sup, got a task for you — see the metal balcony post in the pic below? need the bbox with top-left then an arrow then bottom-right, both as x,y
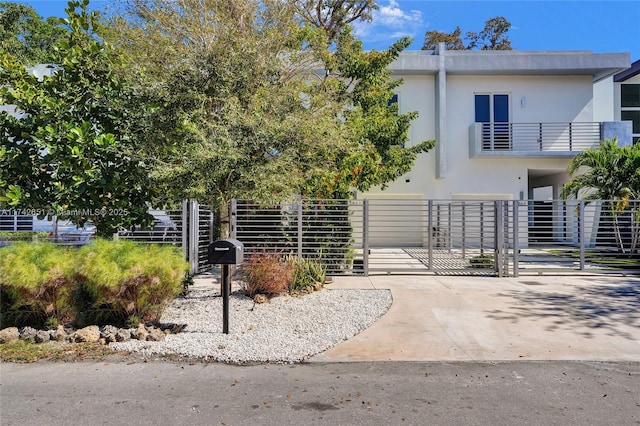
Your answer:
539,123 -> 543,151
569,122 -> 573,151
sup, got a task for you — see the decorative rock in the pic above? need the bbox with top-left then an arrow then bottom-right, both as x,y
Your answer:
115,329 -> 131,342
35,330 -> 51,343
146,327 -> 165,342
73,325 -> 100,343
0,327 -> 20,344
52,325 -> 67,342
133,324 -> 148,341
100,325 -> 119,343
19,326 -> 37,342
253,294 -> 268,304
1,322 -> 185,345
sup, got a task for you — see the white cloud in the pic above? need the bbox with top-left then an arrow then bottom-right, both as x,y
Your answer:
353,0 -> 424,46
377,0 -> 422,26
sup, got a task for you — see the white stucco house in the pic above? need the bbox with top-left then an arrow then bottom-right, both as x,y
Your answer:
363,45 -> 631,203
357,46 -> 633,248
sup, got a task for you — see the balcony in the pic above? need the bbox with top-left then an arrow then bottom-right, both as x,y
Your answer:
468,122 -> 626,158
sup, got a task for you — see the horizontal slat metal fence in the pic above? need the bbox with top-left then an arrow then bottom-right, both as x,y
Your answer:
233,200 -> 364,274
234,198 -> 639,277
366,199 -> 506,276
196,205 -> 217,272
115,201 -> 217,274
480,122 -> 601,152
516,199 -> 640,274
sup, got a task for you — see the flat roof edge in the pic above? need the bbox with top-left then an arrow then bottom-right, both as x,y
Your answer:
391,51 -> 631,76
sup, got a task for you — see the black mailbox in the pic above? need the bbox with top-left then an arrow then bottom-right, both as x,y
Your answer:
208,239 -> 244,265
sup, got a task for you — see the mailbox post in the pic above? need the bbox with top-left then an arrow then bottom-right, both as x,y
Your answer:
207,239 -> 244,334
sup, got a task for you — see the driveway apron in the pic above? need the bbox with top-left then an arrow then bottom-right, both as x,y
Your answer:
310,275 -> 640,362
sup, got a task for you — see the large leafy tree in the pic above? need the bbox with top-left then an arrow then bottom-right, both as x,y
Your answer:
0,0 -> 156,236
0,2 -> 67,65
103,0 -> 433,240
298,1 -> 435,198
423,16 -> 512,51
107,0 -> 347,207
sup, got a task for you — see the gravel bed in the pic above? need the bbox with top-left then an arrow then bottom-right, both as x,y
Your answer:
110,284 -> 392,364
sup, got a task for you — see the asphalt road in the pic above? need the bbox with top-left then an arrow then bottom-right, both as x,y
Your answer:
1,360 -> 639,425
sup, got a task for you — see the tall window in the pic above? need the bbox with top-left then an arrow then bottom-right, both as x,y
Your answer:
621,84 -> 640,144
475,94 -> 511,150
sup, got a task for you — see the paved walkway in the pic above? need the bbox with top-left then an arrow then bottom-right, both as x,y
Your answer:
310,274 -> 640,362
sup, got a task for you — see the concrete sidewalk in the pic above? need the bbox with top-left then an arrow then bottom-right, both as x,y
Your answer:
310,274 -> 640,362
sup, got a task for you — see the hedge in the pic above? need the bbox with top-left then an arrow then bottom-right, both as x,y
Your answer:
0,240 -> 188,328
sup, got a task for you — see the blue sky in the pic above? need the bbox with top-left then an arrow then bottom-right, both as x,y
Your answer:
15,0 -> 640,60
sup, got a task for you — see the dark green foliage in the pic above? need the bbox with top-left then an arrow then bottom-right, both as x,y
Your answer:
0,0 -> 157,236
0,2 -> 67,65
303,28 -> 435,199
296,200 -> 353,272
469,254 -> 495,269
287,255 -> 326,293
422,16 -> 513,51
0,231 -> 49,241
0,240 -> 187,328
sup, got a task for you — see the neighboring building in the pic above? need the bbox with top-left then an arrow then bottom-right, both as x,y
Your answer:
364,46 -> 631,203
614,59 -> 640,144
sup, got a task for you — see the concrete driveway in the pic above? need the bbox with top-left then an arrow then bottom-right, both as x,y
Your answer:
311,275 -> 640,362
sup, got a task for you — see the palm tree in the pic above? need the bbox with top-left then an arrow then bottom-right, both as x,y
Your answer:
562,139 -> 640,253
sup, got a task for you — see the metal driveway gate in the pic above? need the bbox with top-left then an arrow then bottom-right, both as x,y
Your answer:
232,199 -> 512,276
232,198 -> 639,277
364,199 -> 510,276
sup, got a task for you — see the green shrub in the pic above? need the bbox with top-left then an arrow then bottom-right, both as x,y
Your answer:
469,254 -> 495,269
0,231 -> 50,241
0,242 -> 77,328
240,252 -> 294,297
0,239 -> 188,328
287,255 -> 326,293
77,240 -> 188,326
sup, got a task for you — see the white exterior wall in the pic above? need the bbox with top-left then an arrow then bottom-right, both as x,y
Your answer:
366,74 -> 594,201
379,75 -> 437,193
594,76 -> 615,121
